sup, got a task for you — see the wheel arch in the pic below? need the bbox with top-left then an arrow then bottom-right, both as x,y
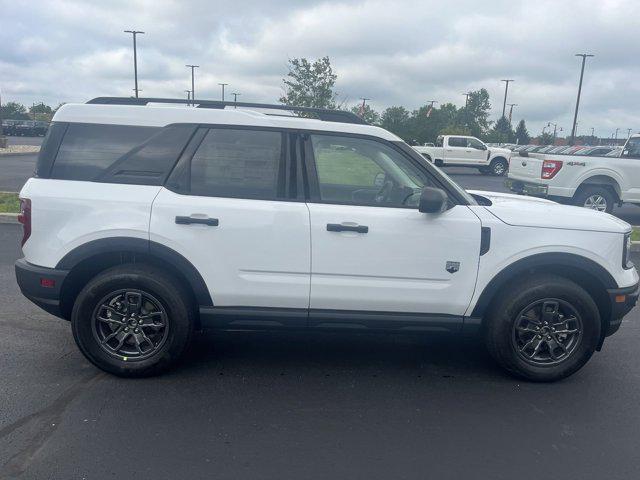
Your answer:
56,237 -> 212,321
471,252 -> 615,346
577,174 -> 622,200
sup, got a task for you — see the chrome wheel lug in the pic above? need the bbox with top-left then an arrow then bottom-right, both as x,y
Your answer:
124,327 -> 129,332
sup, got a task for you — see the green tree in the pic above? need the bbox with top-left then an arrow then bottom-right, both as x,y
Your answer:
380,106 -> 411,140
0,101 -> 30,120
29,102 -> 54,121
439,124 -> 472,136
279,56 -> 337,109
486,116 -> 515,144
514,119 -> 530,145
410,102 -> 459,144
458,89 -> 491,137
537,131 -> 554,145
351,103 -> 380,125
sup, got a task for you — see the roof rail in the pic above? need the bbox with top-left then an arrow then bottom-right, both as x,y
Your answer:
86,97 -> 367,125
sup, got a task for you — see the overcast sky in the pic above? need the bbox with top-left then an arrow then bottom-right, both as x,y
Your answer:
1,0 -> 639,137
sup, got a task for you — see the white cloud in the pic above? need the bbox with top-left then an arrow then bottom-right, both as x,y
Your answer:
1,0 -> 639,136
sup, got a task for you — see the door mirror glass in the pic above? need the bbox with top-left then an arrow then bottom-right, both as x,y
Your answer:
418,186 -> 448,213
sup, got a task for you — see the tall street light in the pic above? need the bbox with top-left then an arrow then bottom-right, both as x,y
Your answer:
231,92 -> 241,107
218,83 -> 229,101
500,79 -> 514,118
0,88 -> 6,148
124,30 -> 145,98
507,103 -> 517,124
186,65 -> 199,105
185,90 -> 191,102
570,53 -> 594,145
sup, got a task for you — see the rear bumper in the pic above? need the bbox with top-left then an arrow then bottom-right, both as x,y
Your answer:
15,258 -> 68,319
605,282 -> 639,337
505,178 -> 549,196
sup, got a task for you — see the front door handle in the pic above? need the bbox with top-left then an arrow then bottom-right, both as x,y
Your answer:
327,223 -> 368,233
175,216 -> 219,226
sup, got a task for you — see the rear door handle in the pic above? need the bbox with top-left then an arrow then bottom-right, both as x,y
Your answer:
327,223 -> 368,233
175,216 -> 219,226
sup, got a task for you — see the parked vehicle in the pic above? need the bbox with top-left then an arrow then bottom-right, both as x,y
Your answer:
15,97 -> 638,381
1,119 -> 49,136
606,147 -> 623,157
414,135 -> 511,175
575,146 -> 615,156
507,134 -> 640,213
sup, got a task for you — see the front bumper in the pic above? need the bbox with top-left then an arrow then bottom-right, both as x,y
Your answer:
15,258 -> 69,319
505,178 -> 549,197
605,282 -> 639,337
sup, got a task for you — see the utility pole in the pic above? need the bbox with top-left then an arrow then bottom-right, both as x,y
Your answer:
186,65 -> 199,105
358,98 -> 370,117
185,90 -> 191,103
462,92 -> 471,107
124,30 -> 145,98
507,103 -> 517,124
500,79 -> 514,118
218,83 -> 229,101
231,92 -> 241,107
614,128 -> 619,142
570,53 -> 594,145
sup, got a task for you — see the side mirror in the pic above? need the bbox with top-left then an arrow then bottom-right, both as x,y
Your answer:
418,186 -> 448,214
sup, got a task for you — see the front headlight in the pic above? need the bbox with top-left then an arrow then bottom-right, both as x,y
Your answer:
623,233 -> 633,269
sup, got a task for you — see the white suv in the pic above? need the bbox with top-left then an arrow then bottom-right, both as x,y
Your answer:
15,97 -> 639,381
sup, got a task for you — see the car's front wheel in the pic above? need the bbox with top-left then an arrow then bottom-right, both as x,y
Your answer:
71,264 -> 195,377
484,274 -> 600,382
489,158 -> 508,176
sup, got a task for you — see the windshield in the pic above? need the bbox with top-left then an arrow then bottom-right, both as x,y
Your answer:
622,137 -> 640,158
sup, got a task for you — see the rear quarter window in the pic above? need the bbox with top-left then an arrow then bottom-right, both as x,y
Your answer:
50,123 -> 158,181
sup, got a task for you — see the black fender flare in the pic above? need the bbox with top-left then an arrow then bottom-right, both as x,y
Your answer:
56,237 -> 213,307
471,252 -> 617,318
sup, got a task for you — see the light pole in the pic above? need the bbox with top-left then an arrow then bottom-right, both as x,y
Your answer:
231,92 -> 241,107
218,83 -> 229,101
124,30 -> 145,98
358,97 -> 370,117
628,128 -> 632,139
186,65 -> 199,105
569,53 -> 594,145
462,92 -> 471,108
507,103 -> 517,124
185,90 -> 191,103
500,79 -> 514,118
426,100 -> 437,117
614,128 -> 619,142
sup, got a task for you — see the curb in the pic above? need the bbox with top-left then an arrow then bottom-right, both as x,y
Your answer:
0,213 -> 19,224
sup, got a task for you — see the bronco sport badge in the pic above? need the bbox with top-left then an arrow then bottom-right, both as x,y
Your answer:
446,261 -> 460,273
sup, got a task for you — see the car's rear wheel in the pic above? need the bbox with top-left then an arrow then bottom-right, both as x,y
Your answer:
484,274 -> 600,382
72,264 -> 195,377
573,186 -> 615,213
434,159 -> 444,167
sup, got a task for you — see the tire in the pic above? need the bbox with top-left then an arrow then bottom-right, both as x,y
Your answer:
489,157 -> 508,176
484,274 -> 601,382
434,159 -> 444,167
573,185 -> 615,214
71,264 -> 195,377
422,154 -> 433,163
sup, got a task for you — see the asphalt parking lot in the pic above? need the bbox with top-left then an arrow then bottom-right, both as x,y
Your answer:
1,222 -> 640,479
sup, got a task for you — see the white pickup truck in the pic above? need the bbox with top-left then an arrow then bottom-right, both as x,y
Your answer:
414,135 -> 512,176
507,134 -> 640,214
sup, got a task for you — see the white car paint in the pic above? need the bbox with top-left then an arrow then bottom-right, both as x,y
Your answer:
18,102 -> 638,324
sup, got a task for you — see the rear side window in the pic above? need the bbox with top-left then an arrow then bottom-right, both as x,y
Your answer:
51,123 -> 158,181
448,137 -> 467,147
189,129 -> 284,200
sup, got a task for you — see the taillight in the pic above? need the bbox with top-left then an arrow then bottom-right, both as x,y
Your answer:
541,159 -> 563,179
17,198 -> 31,247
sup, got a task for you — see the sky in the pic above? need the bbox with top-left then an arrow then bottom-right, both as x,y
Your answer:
1,0 -> 639,138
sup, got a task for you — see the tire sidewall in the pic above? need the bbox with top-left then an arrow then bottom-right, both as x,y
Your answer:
486,278 -> 601,381
72,266 -> 193,376
490,158 -> 508,176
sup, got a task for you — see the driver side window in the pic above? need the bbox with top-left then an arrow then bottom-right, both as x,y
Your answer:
311,134 -> 430,208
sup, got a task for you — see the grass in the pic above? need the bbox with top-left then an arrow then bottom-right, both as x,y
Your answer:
0,192 -> 20,213
315,148 -> 382,186
632,227 -> 640,242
